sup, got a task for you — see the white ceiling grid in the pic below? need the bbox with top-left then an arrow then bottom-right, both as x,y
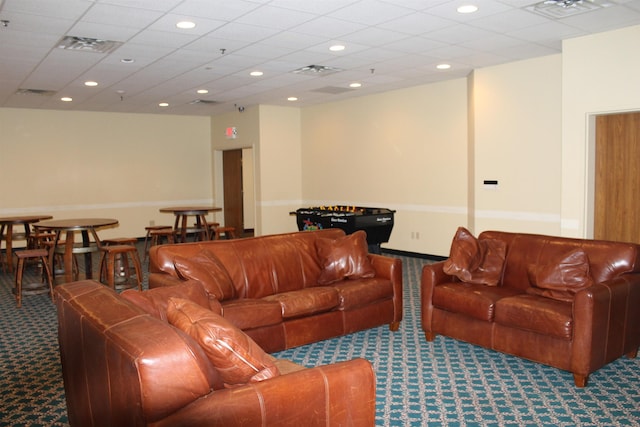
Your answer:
0,0 -> 639,115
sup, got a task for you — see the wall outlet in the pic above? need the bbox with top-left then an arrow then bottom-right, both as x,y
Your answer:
149,219 -> 155,226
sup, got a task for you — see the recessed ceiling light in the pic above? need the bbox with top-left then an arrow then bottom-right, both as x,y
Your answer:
84,81 -> 98,87
158,102 -> 169,107
349,82 -> 362,88
436,63 -> 452,70
287,97 -> 298,101
329,44 -> 345,52
120,58 -> 135,64
250,71 -> 263,77
197,89 -> 209,94
61,97 -> 72,102
176,21 -> 196,29
457,4 -> 478,13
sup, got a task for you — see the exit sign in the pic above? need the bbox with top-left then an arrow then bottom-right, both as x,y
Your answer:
225,127 -> 237,139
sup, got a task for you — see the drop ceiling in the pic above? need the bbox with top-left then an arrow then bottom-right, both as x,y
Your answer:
1,0 -> 639,116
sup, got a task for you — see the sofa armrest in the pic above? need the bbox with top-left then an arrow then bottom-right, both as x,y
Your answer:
149,272 -> 185,289
369,254 -> 403,326
148,358 -> 376,427
421,261 -> 453,338
572,274 -> 640,380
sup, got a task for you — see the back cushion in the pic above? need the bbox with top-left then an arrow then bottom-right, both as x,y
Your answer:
151,230 -> 345,299
121,281 -> 220,321
480,231 -> 640,290
206,230 -> 343,298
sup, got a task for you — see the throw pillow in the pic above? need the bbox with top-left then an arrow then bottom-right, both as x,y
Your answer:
166,297 -> 280,387
443,227 -> 506,286
526,248 -> 594,302
173,250 -> 235,301
315,230 -> 375,285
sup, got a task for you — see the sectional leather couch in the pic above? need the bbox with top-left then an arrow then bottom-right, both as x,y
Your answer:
56,280 -> 376,426
148,229 -> 403,352
422,228 -> 640,387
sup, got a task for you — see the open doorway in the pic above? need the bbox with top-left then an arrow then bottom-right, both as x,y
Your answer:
220,148 -> 255,238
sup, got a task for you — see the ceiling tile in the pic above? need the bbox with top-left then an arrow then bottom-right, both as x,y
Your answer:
1,0 -> 639,115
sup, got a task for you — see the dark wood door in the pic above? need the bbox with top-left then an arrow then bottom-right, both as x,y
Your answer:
223,149 -> 244,234
595,111 -> 640,243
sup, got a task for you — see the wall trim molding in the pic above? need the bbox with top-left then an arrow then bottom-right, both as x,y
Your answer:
0,199 -> 215,216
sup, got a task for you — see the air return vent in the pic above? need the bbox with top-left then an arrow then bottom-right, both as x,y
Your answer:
56,36 -> 122,53
291,65 -> 343,75
526,0 -> 604,18
189,99 -> 219,105
16,88 -> 56,96
312,86 -> 354,94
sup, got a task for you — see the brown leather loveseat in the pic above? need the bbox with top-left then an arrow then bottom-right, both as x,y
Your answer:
149,229 -> 403,352
422,228 -> 640,387
55,280 -> 377,426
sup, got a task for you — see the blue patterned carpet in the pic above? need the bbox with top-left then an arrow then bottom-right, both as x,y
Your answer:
274,256 -> 640,427
1,250 -> 639,426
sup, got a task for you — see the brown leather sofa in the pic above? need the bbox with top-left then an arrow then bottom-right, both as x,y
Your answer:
149,229 -> 403,352
55,280 -> 377,427
422,228 -> 640,387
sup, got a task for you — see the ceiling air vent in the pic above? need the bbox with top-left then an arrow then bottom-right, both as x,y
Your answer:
16,88 -> 56,96
57,36 -> 122,54
189,99 -> 219,105
526,0 -> 604,18
312,86 -> 354,94
291,65 -> 343,76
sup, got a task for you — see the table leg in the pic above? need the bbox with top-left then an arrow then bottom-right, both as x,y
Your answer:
64,230 -> 75,283
180,215 -> 188,243
48,230 -> 60,283
0,225 -> 6,273
5,224 -> 14,273
81,230 -> 93,279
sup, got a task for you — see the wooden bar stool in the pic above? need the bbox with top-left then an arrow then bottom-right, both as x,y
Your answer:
210,223 -> 237,240
14,248 -> 54,308
143,225 -> 174,261
99,244 -> 143,291
102,237 -> 138,246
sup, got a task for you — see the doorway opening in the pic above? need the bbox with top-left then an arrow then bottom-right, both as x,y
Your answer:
216,147 -> 255,238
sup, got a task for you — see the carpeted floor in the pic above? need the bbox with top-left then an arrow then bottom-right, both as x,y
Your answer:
1,245 -> 639,426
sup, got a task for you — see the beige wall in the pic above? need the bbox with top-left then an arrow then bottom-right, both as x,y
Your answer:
211,104 -> 301,236
0,108 -> 212,240
561,24 -> 640,238
472,54 -> 563,235
300,79 -> 468,255
295,53 -> 565,256
211,106 -> 260,230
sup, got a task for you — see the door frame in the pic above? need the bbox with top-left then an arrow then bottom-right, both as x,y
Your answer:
213,145 -> 257,234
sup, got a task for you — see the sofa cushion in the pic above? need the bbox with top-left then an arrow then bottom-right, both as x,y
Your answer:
221,299 -> 283,329
173,251 -> 236,301
121,281 -> 220,321
526,248 -> 594,302
167,298 -> 280,387
263,287 -> 340,319
315,230 -> 375,285
443,227 -> 506,286
433,282 -> 522,321
494,294 -> 573,340
333,278 -> 394,310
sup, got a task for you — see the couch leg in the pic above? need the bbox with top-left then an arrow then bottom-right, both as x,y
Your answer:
424,331 -> 436,342
625,348 -> 638,359
389,321 -> 400,332
573,373 -> 588,387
